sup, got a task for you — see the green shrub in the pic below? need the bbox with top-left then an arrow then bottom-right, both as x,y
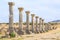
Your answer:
29,23 -> 32,25
9,32 -> 15,37
23,22 -> 26,25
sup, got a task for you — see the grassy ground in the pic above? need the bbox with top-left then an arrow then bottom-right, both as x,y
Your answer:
0,37 -> 23,40
0,28 -> 60,40
0,23 -> 60,40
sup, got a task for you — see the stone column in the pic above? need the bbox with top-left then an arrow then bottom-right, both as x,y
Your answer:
42,19 -> 45,32
8,2 -> 14,33
25,11 -> 30,34
31,14 -> 35,33
45,23 -> 48,32
45,23 -> 50,31
18,7 -> 24,35
35,16 -> 39,33
18,7 -> 24,31
39,18 -> 42,33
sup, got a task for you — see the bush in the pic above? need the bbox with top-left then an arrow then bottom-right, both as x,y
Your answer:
9,32 -> 15,37
23,22 -> 26,25
29,23 -> 32,25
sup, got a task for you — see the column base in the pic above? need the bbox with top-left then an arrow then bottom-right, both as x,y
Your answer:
32,30 -> 34,33
25,29 -> 30,34
39,29 -> 43,33
17,29 -> 24,35
30,29 -> 34,33
39,30 -> 45,33
35,30 -> 39,34
40,31 -> 43,33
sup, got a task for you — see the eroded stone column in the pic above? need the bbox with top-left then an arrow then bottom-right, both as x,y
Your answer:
35,16 -> 39,33
18,7 -> 24,35
45,23 -> 48,32
39,18 -> 42,33
18,7 -> 24,30
31,14 -> 35,33
25,11 -> 30,34
8,2 -> 14,33
42,19 -> 45,32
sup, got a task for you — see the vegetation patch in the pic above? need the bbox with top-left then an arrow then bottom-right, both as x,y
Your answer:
9,32 -> 15,38
0,38 -> 10,40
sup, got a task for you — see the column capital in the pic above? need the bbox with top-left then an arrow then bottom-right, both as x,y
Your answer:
42,19 -> 44,21
8,2 -> 15,6
39,18 -> 42,20
35,16 -> 39,18
25,11 -> 30,14
31,14 -> 35,17
18,7 -> 24,12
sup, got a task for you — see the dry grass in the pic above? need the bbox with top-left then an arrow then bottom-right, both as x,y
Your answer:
0,37 -> 24,40
0,23 -> 60,40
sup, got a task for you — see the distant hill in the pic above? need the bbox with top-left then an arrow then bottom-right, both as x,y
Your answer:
49,20 -> 60,23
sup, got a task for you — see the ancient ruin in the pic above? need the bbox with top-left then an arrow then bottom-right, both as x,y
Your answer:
0,2 -> 57,38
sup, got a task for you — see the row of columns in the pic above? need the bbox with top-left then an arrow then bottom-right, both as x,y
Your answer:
8,2 -> 53,35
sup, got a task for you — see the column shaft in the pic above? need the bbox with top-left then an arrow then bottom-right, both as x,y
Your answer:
39,18 -> 42,32
19,11 -> 23,30
42,19 -> 45,32
31,14 -> 35,33
18,7 -> 24,30
26,14 -> 29,30
8,2 -> 14,32
9,6 -> 13,28
35,16 -> 39,33
25,11 -> 30,34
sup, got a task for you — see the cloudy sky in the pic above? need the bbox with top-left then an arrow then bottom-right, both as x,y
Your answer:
0,0 -> 60,23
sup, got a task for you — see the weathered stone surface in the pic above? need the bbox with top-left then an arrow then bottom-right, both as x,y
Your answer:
39,18 -> 43,33
8,2 -> 14,33
42,19 -> 45,32
25,11 -> 30,34
35,16 -> 39,33
18,7 -> 24,35
31,14 -> 35,33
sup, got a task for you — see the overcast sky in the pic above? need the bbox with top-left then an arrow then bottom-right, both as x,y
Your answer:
0,0 -> 60,23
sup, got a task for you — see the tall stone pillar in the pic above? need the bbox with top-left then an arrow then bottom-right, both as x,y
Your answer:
42,19 -> 45,32
8,2 -> 14,33
35,16 -> 39,33
45,23 -> 49,31
18,7 -> 24,30
39,18 -> 42,33
25,11 -> 30,34
18,7 -> 24,35
44,23 -> 48,32
31,14 -> 35,33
